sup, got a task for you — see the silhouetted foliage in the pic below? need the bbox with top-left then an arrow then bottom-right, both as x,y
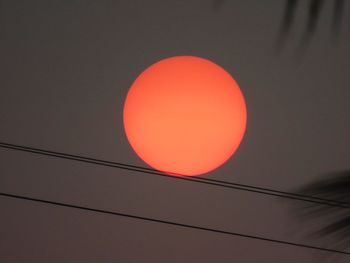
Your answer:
278,0 -> 347,53
214,0 -> 347,43
295,171 -> 350,250
305,0 -> 325,37
277,0 -> 299,51
280,0 -> 299,37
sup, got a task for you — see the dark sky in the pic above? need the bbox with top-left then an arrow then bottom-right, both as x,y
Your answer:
1,0 -> 350,262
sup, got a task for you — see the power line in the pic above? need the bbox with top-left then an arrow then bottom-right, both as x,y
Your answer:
1,191 -> 349,256
0,141 -> 349,209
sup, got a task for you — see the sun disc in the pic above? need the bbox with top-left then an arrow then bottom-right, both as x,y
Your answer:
123,56 -> 247,176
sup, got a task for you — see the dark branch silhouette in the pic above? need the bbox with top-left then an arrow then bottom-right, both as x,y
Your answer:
281,0 -> 299,36
294,170 -> 350,251
276,0 -> 300,51
305,0 -> 325,37
296,0 -> 325,55
277,0 -> 347,55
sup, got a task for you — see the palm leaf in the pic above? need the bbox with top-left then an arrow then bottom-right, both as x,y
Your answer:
294,170 -> 350,250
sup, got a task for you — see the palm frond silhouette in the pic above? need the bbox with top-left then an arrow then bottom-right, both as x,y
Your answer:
278,0 -> 346,52
280,0 -> 299,37
295,171 -> 350,250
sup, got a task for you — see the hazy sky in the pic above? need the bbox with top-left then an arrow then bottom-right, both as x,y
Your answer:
1,0 -> 350,262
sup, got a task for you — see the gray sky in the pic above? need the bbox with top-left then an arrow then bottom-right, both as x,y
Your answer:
1,0 -> 350,262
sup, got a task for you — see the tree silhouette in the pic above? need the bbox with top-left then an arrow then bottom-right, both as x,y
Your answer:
279,0 -> 346,48
214,0 -> 346,49
294,171 -> 350,251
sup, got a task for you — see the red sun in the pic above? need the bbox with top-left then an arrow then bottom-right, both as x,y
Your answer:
123,56 -> 247,176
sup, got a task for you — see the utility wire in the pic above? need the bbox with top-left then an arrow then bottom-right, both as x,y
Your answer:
1,191 -> 349,255
0,141 -> 349,209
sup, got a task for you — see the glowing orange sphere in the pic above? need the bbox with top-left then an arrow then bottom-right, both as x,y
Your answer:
123,56 -> 247,176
